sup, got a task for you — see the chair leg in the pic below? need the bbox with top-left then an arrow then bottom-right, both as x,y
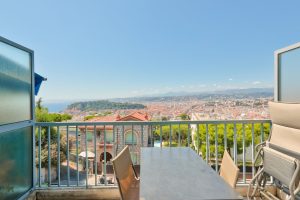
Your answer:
287,160 -> 300,200
116,178 -> 124,200
247,167 -> 264,199
260,190 -> 280,200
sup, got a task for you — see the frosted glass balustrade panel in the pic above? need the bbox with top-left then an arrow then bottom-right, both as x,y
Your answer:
0,127 -> 33,200
0,41 -> 31,124
278,47 -> 300,102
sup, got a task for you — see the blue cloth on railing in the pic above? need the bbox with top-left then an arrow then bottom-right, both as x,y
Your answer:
35,73 -> 46,95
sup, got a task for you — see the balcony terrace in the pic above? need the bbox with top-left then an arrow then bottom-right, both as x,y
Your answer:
2,24 -> 300,200
28,119 -> 276,199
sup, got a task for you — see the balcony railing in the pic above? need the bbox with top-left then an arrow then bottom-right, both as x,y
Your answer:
35,119 -> 271,189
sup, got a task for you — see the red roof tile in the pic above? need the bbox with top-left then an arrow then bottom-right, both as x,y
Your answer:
118,112 -> 149,121
87,115 -> 116,122
86,112 -> 150,122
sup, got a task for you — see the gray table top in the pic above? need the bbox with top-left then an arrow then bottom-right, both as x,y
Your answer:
140,147 -> 243,200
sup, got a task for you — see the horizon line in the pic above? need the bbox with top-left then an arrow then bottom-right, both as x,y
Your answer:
40,87 -> 274,103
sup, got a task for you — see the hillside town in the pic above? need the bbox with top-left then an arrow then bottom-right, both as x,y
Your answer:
64,96 -> 272,121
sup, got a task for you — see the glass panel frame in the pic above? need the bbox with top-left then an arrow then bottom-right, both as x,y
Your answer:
274,42 -> 300,102
0,36 -> 35,199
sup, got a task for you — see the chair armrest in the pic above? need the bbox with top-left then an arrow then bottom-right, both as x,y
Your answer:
253,146 -> 264,168
289,159 -> 300,199
255,141 -> 266,152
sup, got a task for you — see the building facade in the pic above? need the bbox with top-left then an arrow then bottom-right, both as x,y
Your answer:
79,112 -> 150,172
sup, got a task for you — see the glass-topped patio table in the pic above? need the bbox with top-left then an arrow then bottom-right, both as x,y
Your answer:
140,147 -> 243,200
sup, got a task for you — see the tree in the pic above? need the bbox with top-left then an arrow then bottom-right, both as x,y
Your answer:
161,116 -> 168,121
153,124 -> 191,147
152,122 -> 270,162
178,113 -> 190,120
35,98 -> 72,167
67,100 -> 146,111
194,123 -> 270,161
36,98 -> 42,110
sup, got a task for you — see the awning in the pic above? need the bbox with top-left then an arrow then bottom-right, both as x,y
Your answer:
34,73 -> 47,95
79,151 -> 95,158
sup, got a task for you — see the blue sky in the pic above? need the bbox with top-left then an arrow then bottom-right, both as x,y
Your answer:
1,0 -> 300,101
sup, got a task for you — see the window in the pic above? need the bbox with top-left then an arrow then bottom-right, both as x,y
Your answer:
125,131 -> 137,145
99,130 -> 114,143
0,37 -> 34,199
276,44 -> 300,102
86,132 -> 93,142
105,130 -> 114,143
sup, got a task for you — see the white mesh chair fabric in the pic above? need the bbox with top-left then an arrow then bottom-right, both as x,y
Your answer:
263,147 -> 297,187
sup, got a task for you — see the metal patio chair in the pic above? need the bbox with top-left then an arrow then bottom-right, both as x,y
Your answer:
247,102 -> 300,200
112,146 -> 140,200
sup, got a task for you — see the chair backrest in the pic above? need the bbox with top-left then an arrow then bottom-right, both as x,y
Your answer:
268,102 -> 300,159
263,147 -> 297,187
219,150 -> 240,188
112,146 -> 136,200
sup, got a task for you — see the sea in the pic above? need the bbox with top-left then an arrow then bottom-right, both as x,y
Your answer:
43,102 -> 71,113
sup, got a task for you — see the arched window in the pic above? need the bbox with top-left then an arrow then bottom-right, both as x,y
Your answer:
100,152 -> 113,162
125,131 -> 137,144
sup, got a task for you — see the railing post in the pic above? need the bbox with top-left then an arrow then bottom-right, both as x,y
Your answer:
122,125 -> 125,147
47,126 -> 51,187
150,125 -> 153,147
260,123 -> 264,143
206,124 -> 209,164
178,124 -> 181,147
215,124 -> 218,172
160,125 -> 163,148
233,123 -> 237,165
224,123 -> 227,151
242,123 -> 246,183
104,125 -> 107,185
38,126 -> 41,187
57,126 -> 60,187
169,124 -> 172,147
94,125 -> 97,186
188,124 -> 190,147
131,124 -> 134,149
251,123 -> 255,180
197,124 -> 200,154
76,126 -> 79,186
85,126 -> 88,188
67,126 -> 70,186
141,125 -> 144,148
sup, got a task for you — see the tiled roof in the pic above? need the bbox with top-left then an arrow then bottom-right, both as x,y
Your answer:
117,112 -> 149,121
87,115 -> 116,122
86,112 -> 149,122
